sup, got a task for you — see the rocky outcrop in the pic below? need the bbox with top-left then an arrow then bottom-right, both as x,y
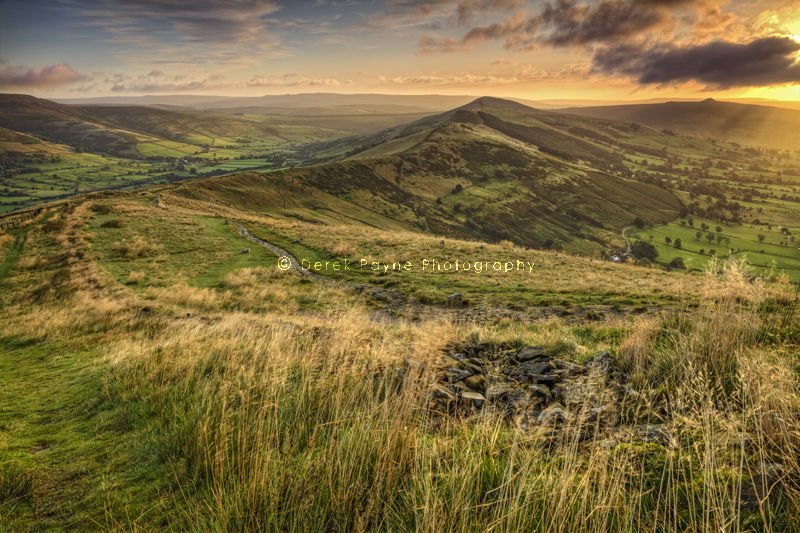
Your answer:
430,342 -> 636,439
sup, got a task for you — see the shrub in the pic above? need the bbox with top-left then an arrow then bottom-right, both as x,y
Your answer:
668,256 -> 686,270
631,241 -> 658,261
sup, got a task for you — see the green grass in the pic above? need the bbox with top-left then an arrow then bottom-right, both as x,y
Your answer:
1,192 -> 798,531
88,209 -> 279,290
632,216 -> 800,279
0,336 -> 176,530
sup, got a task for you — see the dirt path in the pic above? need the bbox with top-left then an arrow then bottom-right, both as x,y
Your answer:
234,222 -> 323,282
232,221 -> 666,325
621,226 -> 633,255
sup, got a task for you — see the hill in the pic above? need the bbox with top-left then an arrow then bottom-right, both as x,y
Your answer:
2,95 -> 799,532
560,99 -> 800,150
0,93 -> 321,158
177,97 -> 684,253
53,92 -> 553,110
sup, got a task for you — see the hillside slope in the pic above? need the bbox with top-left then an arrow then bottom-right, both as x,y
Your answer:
560,99 -> 800,150
0,94 -> 299,157
176,97 -> 683,252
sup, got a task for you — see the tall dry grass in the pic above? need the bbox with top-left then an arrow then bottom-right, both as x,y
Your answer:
92,258 -> 800,532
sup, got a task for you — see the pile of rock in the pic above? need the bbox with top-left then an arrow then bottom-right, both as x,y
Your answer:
431,342 -> 636,439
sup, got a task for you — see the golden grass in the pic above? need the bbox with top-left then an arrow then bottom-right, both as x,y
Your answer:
2,196 -> 798,531
112,235 -> 162,259
126,270 -> 145,284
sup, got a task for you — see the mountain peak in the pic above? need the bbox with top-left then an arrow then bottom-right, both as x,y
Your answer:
701,97 -> 717,103
459,96 -> 538,113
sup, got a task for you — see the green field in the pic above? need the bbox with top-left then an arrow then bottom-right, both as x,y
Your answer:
632,217 -> 800,279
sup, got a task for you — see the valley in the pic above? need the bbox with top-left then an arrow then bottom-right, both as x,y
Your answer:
1,93 -> 799,532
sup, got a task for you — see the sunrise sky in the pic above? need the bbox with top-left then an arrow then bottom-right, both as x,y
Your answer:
1,0 -> 799,101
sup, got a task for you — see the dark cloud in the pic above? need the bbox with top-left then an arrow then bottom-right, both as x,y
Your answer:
536,0 -> 696,47
593,36 -> 800,88
0,63 -> 88,88
428,0 -> 700,52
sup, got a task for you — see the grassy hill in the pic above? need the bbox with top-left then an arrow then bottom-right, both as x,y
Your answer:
175,97 -> 688,254
560,99 -> 800,150
0,172 -> 798,530
0,93 -> 343,158
1,97 -> 799,532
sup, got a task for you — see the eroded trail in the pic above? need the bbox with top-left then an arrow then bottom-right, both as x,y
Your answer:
621,226 -> 633,256
231,221 -> 660,325
234,222 -> 324,282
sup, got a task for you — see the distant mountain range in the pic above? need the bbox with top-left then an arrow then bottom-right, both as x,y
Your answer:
561,98 -> 800,150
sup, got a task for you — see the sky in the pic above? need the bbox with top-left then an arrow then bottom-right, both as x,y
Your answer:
1,0 -> 800,101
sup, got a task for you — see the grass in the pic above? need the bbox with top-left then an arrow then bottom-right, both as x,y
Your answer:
632,216 -> 800,279
0,197 -> 798,531
2,98 -> 800,531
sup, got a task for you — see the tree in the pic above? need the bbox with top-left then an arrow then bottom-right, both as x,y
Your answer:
696,231 -> 702,241
668,257 -> 685,270
664,236 -> 672,245
706,233 -> 715,243
631,241 -> 658,261
633,216 -> 645,229
715,226 -> 722,233
699,248 -> 705,255
674,238 -> 682,249
758,234 -> 765,242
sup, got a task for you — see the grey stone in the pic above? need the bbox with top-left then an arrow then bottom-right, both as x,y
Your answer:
516,346 -> 546,361
536,374 -> 561,386
509,361 -> 550,382
529,384 -> 552,400
538,405 -> 568,425
447,292 -> 463,304
585,351 -> 615,373
447,368 -> 472,383
486,385 -> 512,401
464,374 -> 486,391
461,391 -> 485,408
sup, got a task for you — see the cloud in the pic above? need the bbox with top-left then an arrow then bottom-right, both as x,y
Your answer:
534,0 -> 695,47
378,62 -> 592,86
490,58 -> 517,65
247,74 -> 343,87
0,63 -> 88,88
462,11 -> 529,47
419,35 -> 468,53
365,0 -> 522,30
456,0 -> 526,23
79,0 -> 281,44
423,0 -> 700,52
592,36 -> 800,89
108,70 -> 229,92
